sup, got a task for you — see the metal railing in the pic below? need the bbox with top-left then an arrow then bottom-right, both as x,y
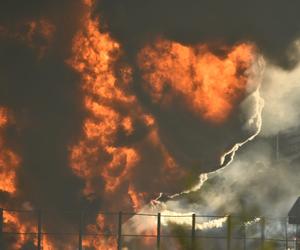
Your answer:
0,208 -> 299,249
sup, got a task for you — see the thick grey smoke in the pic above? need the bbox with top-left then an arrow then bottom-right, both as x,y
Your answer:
260,45 -> 300,136
165,140 -> 299,216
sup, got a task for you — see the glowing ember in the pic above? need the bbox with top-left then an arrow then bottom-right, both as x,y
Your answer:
138,39 -> 255,123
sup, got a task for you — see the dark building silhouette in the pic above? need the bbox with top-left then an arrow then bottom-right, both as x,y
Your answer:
289,197 -> 300,250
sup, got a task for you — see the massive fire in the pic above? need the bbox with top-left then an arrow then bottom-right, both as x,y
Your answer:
0,0 -> 259,248
138,39 -> 255,123
66,0 -> 257,248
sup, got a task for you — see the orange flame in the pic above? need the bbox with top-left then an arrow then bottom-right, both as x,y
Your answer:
138,39 -> 255,123
83,214 -> 117,250
68,2 -> 140,197
0,108 -> 20,194
3,211 -> 34,249
0,108 -> 55,249
3,210 -> 55,250
67,1 -> 147,248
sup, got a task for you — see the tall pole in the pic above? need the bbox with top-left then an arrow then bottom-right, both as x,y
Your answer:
260,217 -> 265,250
285,218 -> 288,250
117,212 -> 122,250
244,222 -> 247,250
157,213 -> 161,250
78,211 -> 83,250
227,215 -> 232,250
296,224 -> 300,250
191,214 -> 196,250
37,210 -> 42,250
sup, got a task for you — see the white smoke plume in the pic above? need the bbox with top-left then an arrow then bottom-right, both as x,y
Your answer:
261,45 -> 300,136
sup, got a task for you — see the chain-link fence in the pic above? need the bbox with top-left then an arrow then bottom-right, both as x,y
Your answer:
0,208 -> 300,249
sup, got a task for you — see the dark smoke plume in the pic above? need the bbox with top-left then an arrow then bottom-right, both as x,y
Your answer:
95,0 -> 300,69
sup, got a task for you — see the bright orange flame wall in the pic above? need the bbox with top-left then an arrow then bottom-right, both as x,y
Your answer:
138,39 -> 254,123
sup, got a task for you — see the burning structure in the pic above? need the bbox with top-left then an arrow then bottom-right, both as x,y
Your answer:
1,0 -> 300,249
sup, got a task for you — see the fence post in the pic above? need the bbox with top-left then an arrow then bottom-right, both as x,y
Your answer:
295,224 -> 300,250
191,214 -> 196,249
157,213 -> 161,250
117,212 -> 122,250
285,217 -> 288,250
37,210 -> 42,250
244,221 -> 246,250
227,215 -> 232,250
260,217 -> 265,250
79,211 -> 83,250
0,208 -> 3,249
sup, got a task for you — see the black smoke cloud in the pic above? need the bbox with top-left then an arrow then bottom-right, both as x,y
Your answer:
95,0 -> 300,69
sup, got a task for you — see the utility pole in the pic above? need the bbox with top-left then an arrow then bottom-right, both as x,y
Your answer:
157,213 -> 161,250
191,214 -> 196,249
227,215 -> 232,250
79,211 -> 83,250
37,210 -> 42,250
117,212 -> 123,250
